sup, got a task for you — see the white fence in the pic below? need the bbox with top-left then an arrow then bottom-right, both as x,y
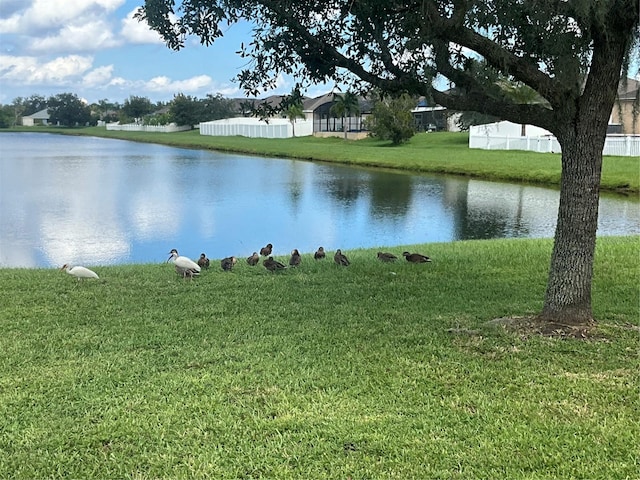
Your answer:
199,117 -> 313,138
469,121 -> 640,156
106,123 -> 191,133
469,133 -> 640,156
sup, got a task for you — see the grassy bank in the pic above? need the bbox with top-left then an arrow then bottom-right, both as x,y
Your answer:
1,237 -> 638,478
5,126 -> 639,193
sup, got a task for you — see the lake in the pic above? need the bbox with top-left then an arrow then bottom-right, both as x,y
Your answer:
1,132 -> 638,268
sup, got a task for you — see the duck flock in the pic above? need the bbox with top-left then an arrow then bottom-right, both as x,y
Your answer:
168,244 -> 432,280
60,245 -> 432,281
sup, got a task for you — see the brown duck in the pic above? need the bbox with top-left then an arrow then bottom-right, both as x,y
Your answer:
289,249 -> 302,267
314,246 -> 326,260
221,256 -> 237,271
377,252 -> 398,262
197,253 -> 210,269
247,252 -> 260,266
402,251 -> 432,263
334,249 -> 350,266
260,243 -> 273,256
263,256 -> 286,272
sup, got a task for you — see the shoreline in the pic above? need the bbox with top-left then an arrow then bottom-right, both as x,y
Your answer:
1,235 -> 637,270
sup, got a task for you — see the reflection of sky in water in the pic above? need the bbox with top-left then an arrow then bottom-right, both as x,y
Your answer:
1,132 -> 638,268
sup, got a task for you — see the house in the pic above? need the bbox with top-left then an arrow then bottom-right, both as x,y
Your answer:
303,93 -> 372,139
412,97 -> 461,132
21,108 -> 49,126
412,98 -> 446,131
201,92 -> 373,139
610,78 -> 639,134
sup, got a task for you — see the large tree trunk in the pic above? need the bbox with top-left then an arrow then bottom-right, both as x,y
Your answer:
539,24 -> 628,326
539,128 -> 603,325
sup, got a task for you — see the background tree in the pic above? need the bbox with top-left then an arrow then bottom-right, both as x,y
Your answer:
368,92 -> 417,144
94,99 -> 120,123
0,104 -> 14,128
238,99 -> 254,116
201,93 -> 236,121
497,80 -> 547,136
10,98 -> 25,127
138,0 -> 639,326
330,91 -> 360,139
285,103 -> 305,136
122,95 -> 154,122
456,111 -> 499,131
22,94 -> 48,116
281,87 -> 306,136
47,93 -> 91,127
9,95 -> 47,126
169,93 -> 203,127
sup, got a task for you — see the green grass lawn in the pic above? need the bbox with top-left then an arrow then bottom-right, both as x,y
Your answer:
5,126 -> 639,193
1,237 -> 638,478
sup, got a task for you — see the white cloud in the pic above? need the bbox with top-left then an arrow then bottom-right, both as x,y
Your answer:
120,7 -> 164,44
215,84 -> 242,96
0,54 -> 93,84
28,19 -> 120,53
144,75 -> 212,93
108,76 -> 127,87
0,0 -> 125,34
35,55 -> 94,83
98,73 -> 241,100
0,2 -> 251,102
83,65 -> 114,87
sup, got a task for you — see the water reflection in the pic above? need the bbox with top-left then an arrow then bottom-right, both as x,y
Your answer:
0,132 -> 638,268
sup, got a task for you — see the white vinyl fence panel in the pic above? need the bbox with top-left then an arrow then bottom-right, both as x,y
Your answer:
199,117 -> 313,138
469,121 -> 639,156
106,123 -> 191,133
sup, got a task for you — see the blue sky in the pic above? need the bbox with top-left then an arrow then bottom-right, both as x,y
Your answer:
0,0 -> 329,105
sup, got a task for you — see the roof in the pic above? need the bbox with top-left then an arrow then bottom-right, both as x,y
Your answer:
303,93 -> 335,111
229,91 -> 374,114
412,106 -> 446,113
23,108 -> 49,120
302,92 -> 374,113
617,78 -> 639,101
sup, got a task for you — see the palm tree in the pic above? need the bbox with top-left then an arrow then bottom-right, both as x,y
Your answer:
239,100 -> 254,116
286,104 -> 305,136
330,91 -> 360,139
498,80 -> 544,136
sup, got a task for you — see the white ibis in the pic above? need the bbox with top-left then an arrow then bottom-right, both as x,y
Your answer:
175,266 -> 200,279
61,264 -> 99,280
167,249 -> 201,279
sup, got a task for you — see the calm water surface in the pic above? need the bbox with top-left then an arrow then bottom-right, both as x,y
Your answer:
1,132 -> 638,268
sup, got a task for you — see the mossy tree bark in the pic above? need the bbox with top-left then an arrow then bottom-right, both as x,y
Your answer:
541,29 -> 629,325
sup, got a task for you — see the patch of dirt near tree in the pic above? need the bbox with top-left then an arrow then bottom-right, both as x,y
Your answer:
486,316 -> 601,340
